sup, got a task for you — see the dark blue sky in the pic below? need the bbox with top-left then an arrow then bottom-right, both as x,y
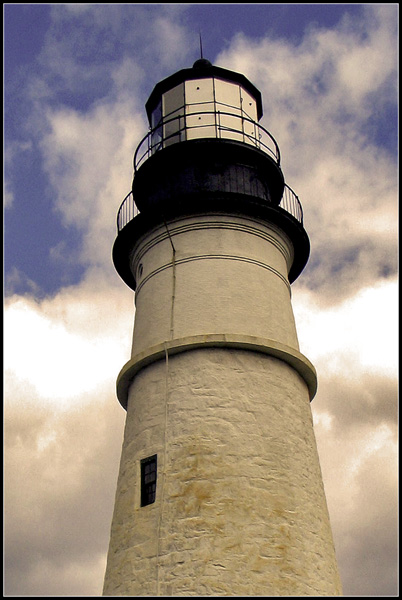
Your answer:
188,3 -> 364,51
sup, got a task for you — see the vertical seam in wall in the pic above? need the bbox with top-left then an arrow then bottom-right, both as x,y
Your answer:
156,342 -> 170,595
170,247 -> 176,339
163,218 -> 176,340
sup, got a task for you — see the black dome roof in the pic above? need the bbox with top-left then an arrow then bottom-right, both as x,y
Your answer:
192,58 -> 213,69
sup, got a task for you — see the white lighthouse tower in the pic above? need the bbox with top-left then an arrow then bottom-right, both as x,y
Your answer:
103,58 -> 342,596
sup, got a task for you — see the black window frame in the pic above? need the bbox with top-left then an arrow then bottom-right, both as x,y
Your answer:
140,454 -> 157,507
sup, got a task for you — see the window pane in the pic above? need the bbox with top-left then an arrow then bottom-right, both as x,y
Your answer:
141,455 -> 157,507
162,84 -> 184,147
151,100 -> 162,128
240,88 -> 258,121
214,78 -> 241,110
186,112 -> 216,139
217,112 -> 243,141
185,78 -> 214,106
163,83 -> 184,118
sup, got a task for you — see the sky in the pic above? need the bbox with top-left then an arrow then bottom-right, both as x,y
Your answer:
4,3 -> 398,596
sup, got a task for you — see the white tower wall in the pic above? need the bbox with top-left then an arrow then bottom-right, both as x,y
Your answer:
103,211 -> 342,596
130,213 -> 299,354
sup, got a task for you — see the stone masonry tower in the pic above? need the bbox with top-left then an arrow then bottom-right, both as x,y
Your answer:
103,59 -> 342,596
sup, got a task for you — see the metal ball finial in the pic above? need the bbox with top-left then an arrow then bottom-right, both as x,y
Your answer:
192,57 -> 212,69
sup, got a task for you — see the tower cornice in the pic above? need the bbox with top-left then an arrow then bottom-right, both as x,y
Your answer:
116,334 -> 318,410
112,196 -> 309,291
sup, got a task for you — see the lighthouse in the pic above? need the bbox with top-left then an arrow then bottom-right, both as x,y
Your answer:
103,59 -> 342,596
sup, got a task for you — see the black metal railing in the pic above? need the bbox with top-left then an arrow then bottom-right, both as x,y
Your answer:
116,191 -> 139,232
133,110 -> 281,172
116,184 -> 303,233
280,184 -> 303,224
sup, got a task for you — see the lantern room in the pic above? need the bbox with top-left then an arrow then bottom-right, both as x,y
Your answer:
114,59 -> 310,291
144,58 -> 265,154
129,59 -> 291,224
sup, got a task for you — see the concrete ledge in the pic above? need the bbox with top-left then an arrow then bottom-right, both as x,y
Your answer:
116,334 -> 317,409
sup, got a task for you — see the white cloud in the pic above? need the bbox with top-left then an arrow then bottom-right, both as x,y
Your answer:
214,6 -> 397,311
38,100 -> 144,273
293,277 -> 398,379
152,14 -> 196,70
4,386 -> 126,596
4,279 -> 133,408
313,402 -> 397,595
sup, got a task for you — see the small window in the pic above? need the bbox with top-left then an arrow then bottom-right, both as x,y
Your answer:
140,455 -> 157,507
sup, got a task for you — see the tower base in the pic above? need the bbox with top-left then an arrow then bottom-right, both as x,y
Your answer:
103,346 -> 342,596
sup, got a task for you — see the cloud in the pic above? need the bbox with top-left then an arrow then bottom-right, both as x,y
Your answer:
217,5 -> 397,126
4,275 -> 131,594
31,5 -> 194,107
4,179 -> 14,209
37,99 -> 144,276
313,398 -> 397,596
5,266 -> 43,297
4,389 -> 126,596
310,355 -> 397,596
338,438 -> 398,596
151,13 -> 197,71
4,140 -> 33,209
4,276 -> 133,407
295,277 -> 398,596
21,8 -> 196,279
215,5 -> 397,306
293,278 -> 398,379
4,4 -> 397,596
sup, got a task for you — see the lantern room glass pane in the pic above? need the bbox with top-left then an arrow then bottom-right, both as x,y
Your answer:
214,78 -> 245,141
243,119 -> 260,148
218,112 -> 243,141
151,74 -> 260,149
214,78 -> 241,110
185,79 -> 215,140
164,116 -> 185,147
240,88 -> 258,121
163,83 -> 185,147
185,78 -> 214,107
150,100 -> 163,153
151,100 -> 162,128
163,83 -> 185,118
186,112 -> 216,140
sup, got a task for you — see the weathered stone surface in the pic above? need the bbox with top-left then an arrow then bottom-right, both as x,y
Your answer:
103,349 -> 342,596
